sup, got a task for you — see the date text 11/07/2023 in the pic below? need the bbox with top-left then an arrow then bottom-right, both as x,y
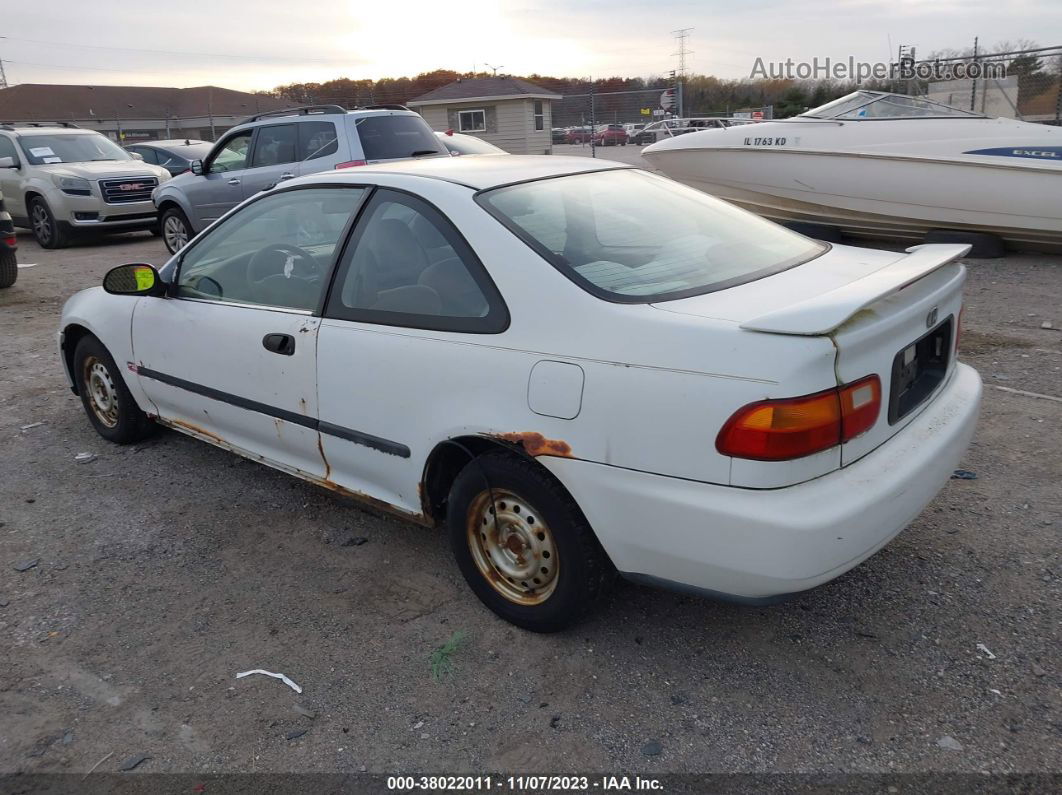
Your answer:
385,775 -> 665,791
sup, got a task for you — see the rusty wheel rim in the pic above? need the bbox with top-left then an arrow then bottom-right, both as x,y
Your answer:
82,356 -> 120,428
467,488 -> 558,606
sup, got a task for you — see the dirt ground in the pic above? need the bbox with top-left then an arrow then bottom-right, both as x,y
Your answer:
1,224 -> 1059,781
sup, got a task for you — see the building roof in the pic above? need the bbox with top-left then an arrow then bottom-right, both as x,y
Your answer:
407,77 -> 561,106
298,154 -> 634,191
0,84 -> 290,121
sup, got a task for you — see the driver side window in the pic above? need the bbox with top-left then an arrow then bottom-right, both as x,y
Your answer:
208,131 -> 253,174
176,187 -> 366,311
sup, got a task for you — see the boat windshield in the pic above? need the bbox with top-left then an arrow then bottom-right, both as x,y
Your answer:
801,91 -> 984,120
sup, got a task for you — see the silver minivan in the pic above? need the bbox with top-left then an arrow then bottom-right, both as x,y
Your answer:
152,104 -> 446,253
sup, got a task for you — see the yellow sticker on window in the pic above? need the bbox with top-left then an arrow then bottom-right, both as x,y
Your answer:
133,267 -> 154,291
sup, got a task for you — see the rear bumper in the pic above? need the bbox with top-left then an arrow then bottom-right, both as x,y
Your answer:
543,363 -> 982,600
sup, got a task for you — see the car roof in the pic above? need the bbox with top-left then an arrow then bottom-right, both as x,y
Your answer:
4,126 -> 100,136
134,139 -> 209,147
300,155 -> 636,191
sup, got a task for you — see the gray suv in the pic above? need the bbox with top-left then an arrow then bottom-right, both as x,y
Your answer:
152,104 -> 446,253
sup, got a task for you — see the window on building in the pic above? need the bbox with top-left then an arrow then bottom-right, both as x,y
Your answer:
458,109 -> 486,133
534,100 -> 544,131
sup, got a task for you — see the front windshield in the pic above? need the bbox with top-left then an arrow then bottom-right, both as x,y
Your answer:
802,91 -> 983,119
19,133 -> 132,165
479,169 -> 825,302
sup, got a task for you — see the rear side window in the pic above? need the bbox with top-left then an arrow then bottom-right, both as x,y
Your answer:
325,189 -> 507,333
251,124 -> 297,167
129,146 -> 158,163
353,115 -> 441,161
298,121 -> 339,161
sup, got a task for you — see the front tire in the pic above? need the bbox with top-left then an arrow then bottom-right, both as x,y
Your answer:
30,198 -> 68,249
73,335 -> 155,444
160,206 -> 192,254
447,451 -> 613,632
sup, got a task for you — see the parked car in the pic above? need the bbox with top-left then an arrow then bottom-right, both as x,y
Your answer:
565,127 -> 593,144
0,122 -> 172,248
435,130 -> 506,156
624,123 -> 646,137
125,139 -> 214,177
593,124 -> 629,146
60,156 -> 981,632
152,104 -> 445,254
551,128 -> 568,145
633,117 -> 754,145
0,185 -> 16,288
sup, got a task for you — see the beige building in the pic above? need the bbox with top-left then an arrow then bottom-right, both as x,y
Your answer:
408,77 -> 560,155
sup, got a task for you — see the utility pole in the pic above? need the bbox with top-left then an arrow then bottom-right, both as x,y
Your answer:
671,28 -> 693,118
969,36 -> 979,112
208,86 -> 216,141
483,63 -> 504,76
0,58 -> 8,90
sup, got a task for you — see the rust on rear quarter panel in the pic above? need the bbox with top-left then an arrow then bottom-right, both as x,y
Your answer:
492,432 -> 573,458
319,478 -> 433,528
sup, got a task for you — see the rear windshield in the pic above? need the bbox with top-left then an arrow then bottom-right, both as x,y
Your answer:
478,169 -> 826,302
354,115 -> 442,161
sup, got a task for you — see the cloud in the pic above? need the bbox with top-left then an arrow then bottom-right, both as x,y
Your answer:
2,0 -> 1058,89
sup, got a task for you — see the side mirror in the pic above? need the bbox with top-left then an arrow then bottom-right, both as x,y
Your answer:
129,151 -> 145,161
0,156 -> 17,168
103,263 -> 166,296
190,159 -> 204,176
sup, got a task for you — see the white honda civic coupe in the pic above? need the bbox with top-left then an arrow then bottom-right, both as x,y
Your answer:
59,156 -> 981,632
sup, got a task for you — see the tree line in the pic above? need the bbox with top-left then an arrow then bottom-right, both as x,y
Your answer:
266,41 -> 1060,120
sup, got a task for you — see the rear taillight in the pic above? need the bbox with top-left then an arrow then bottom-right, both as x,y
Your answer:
2,233 -> 16,247
335,160 -> 367,169
717,375 -> 881,461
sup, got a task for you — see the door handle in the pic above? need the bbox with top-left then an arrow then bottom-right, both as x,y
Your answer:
262,333 -> 295,356
227,177 -> 241,186
278,172 -> 295,181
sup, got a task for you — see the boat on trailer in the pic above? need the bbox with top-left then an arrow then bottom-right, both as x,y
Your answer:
642,90 -> 1062,251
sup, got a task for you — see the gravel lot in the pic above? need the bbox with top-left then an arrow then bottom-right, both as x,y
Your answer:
1,216 -> 1059,782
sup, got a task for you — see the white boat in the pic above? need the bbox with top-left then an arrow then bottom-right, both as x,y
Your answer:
642,90 -> 1062,251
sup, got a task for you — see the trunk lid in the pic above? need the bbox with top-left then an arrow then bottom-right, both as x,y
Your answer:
653,242 -> 969,465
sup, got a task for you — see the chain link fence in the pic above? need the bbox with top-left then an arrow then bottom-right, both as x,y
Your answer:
906,45 -> 1061,123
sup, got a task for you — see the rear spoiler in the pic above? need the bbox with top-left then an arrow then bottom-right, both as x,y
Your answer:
740,243 -> 970,335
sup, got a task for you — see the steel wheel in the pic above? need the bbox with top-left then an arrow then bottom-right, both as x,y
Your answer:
163,213 -> 188,252
31,203 -> 53,246
82,355 -> 120,429
467,488 -> 559,606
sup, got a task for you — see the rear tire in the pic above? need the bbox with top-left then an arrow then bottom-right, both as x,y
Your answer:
447,450 -> 614,632
160,206 -> 192,254
73,335 -> 155,444
0,248 -> 16,289
30,197 -> 68,249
